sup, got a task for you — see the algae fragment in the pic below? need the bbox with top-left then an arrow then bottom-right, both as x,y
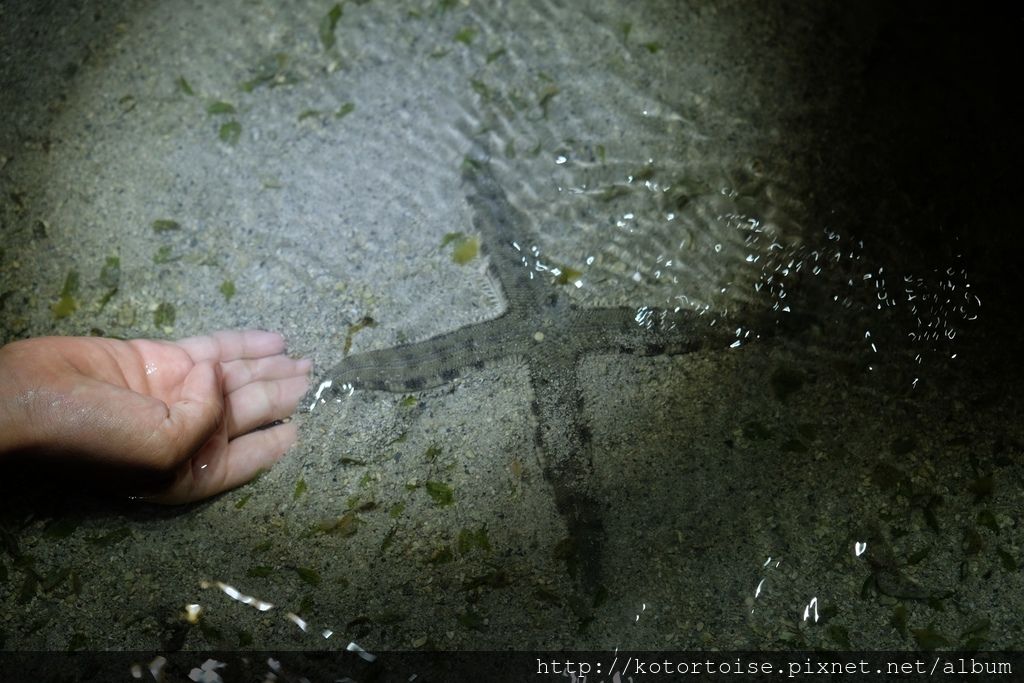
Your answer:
43,517 -> 80,540
456,526 -> 490,554
554,265 -> 583,286
88,527 -> 131,546
152,219 -> 181,232
153,302 -> 176,328
428,545 -> 453,563
320,4 -> 343,50
246,566 -> 273,578
335,102 -> 355,118
51,270 -> 79,319
642,41 -> 662,53
294,566 -> 321,586
68,633 -> 88,650
293,477 -> 308,500
485,47 -> 506,63
425,480 -> 454,506
343,315 -> 376,355
206,101 -> 236,115
153,245 -> 178,264
234,492 -> 252,509
176,76 -> 195,96
98,255 -> 120,308
219,279 -> 236,302
454,27 -> 477,45
911,627 -> 952,650
441,232 -> 479,264
997,546 -> 1017,571
219,121 -> 242,145
241,53 -> 291,91
319,511 -> 359,537
537,84 -> 559,118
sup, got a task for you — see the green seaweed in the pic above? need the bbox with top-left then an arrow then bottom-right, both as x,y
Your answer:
427,545 -> 453,564
335,102 -> 355,118
87,527 -> 131,546
51,270 -> 79,319
890,435 -> 917,455
445,233 -> 479,264
153,302 -> 176,328
320,4 -> 343,50
98,255 -> 120,308
219,121 -> 242,145
967,474 -> 993,499
293,478 -> 308,500
469,79 -> 491,100
343,315 -> 376,355
890,604 -> 908,638
206,101 -> 236,115
770,365 -> 805,401
241,53 -> 291,91
41,566 -> 70,592
234,492 -> 252,509
298,109 -> 323,121
827,624 -> 851,649
43,517 -> 80,539
977,509 -> 998,532
17,572 -> 37,604
911,626 -> 952,650
425,480 -> 454,506
537,84 -> 559,118
176,76 -> 195,96
456,608 -> 484,630
152,219 -> 181,232
454,27 -> 477,45
318,512 -> 359,537
219,279 -> 236,302
642,41 -> 662,54
456,526 -> 490,554
997,546 -> 1017,571
380,526 -> 397,552
399,396 -> 417,408
246,566 -> 273,578
153,245 -> 178,264
294,566 -> 321,586
553,265 -> 583,286
485,47 -> 505,64
388,502 -> 405,518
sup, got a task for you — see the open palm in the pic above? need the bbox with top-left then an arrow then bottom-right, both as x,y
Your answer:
0,330 -> 310,503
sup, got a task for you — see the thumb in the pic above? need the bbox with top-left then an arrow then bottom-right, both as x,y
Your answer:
154,360 -> 225,470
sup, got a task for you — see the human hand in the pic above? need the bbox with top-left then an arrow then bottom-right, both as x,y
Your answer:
0,330 -> 310,503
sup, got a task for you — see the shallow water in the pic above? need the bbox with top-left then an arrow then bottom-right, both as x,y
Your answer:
1,0 -> 1022,655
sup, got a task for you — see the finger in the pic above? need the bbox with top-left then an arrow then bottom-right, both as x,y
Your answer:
220,355 -> 312,393
225,374 -> 310,437
150,421 -> 299,504
176,330 -> 286,364
148,360 -> 225,470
